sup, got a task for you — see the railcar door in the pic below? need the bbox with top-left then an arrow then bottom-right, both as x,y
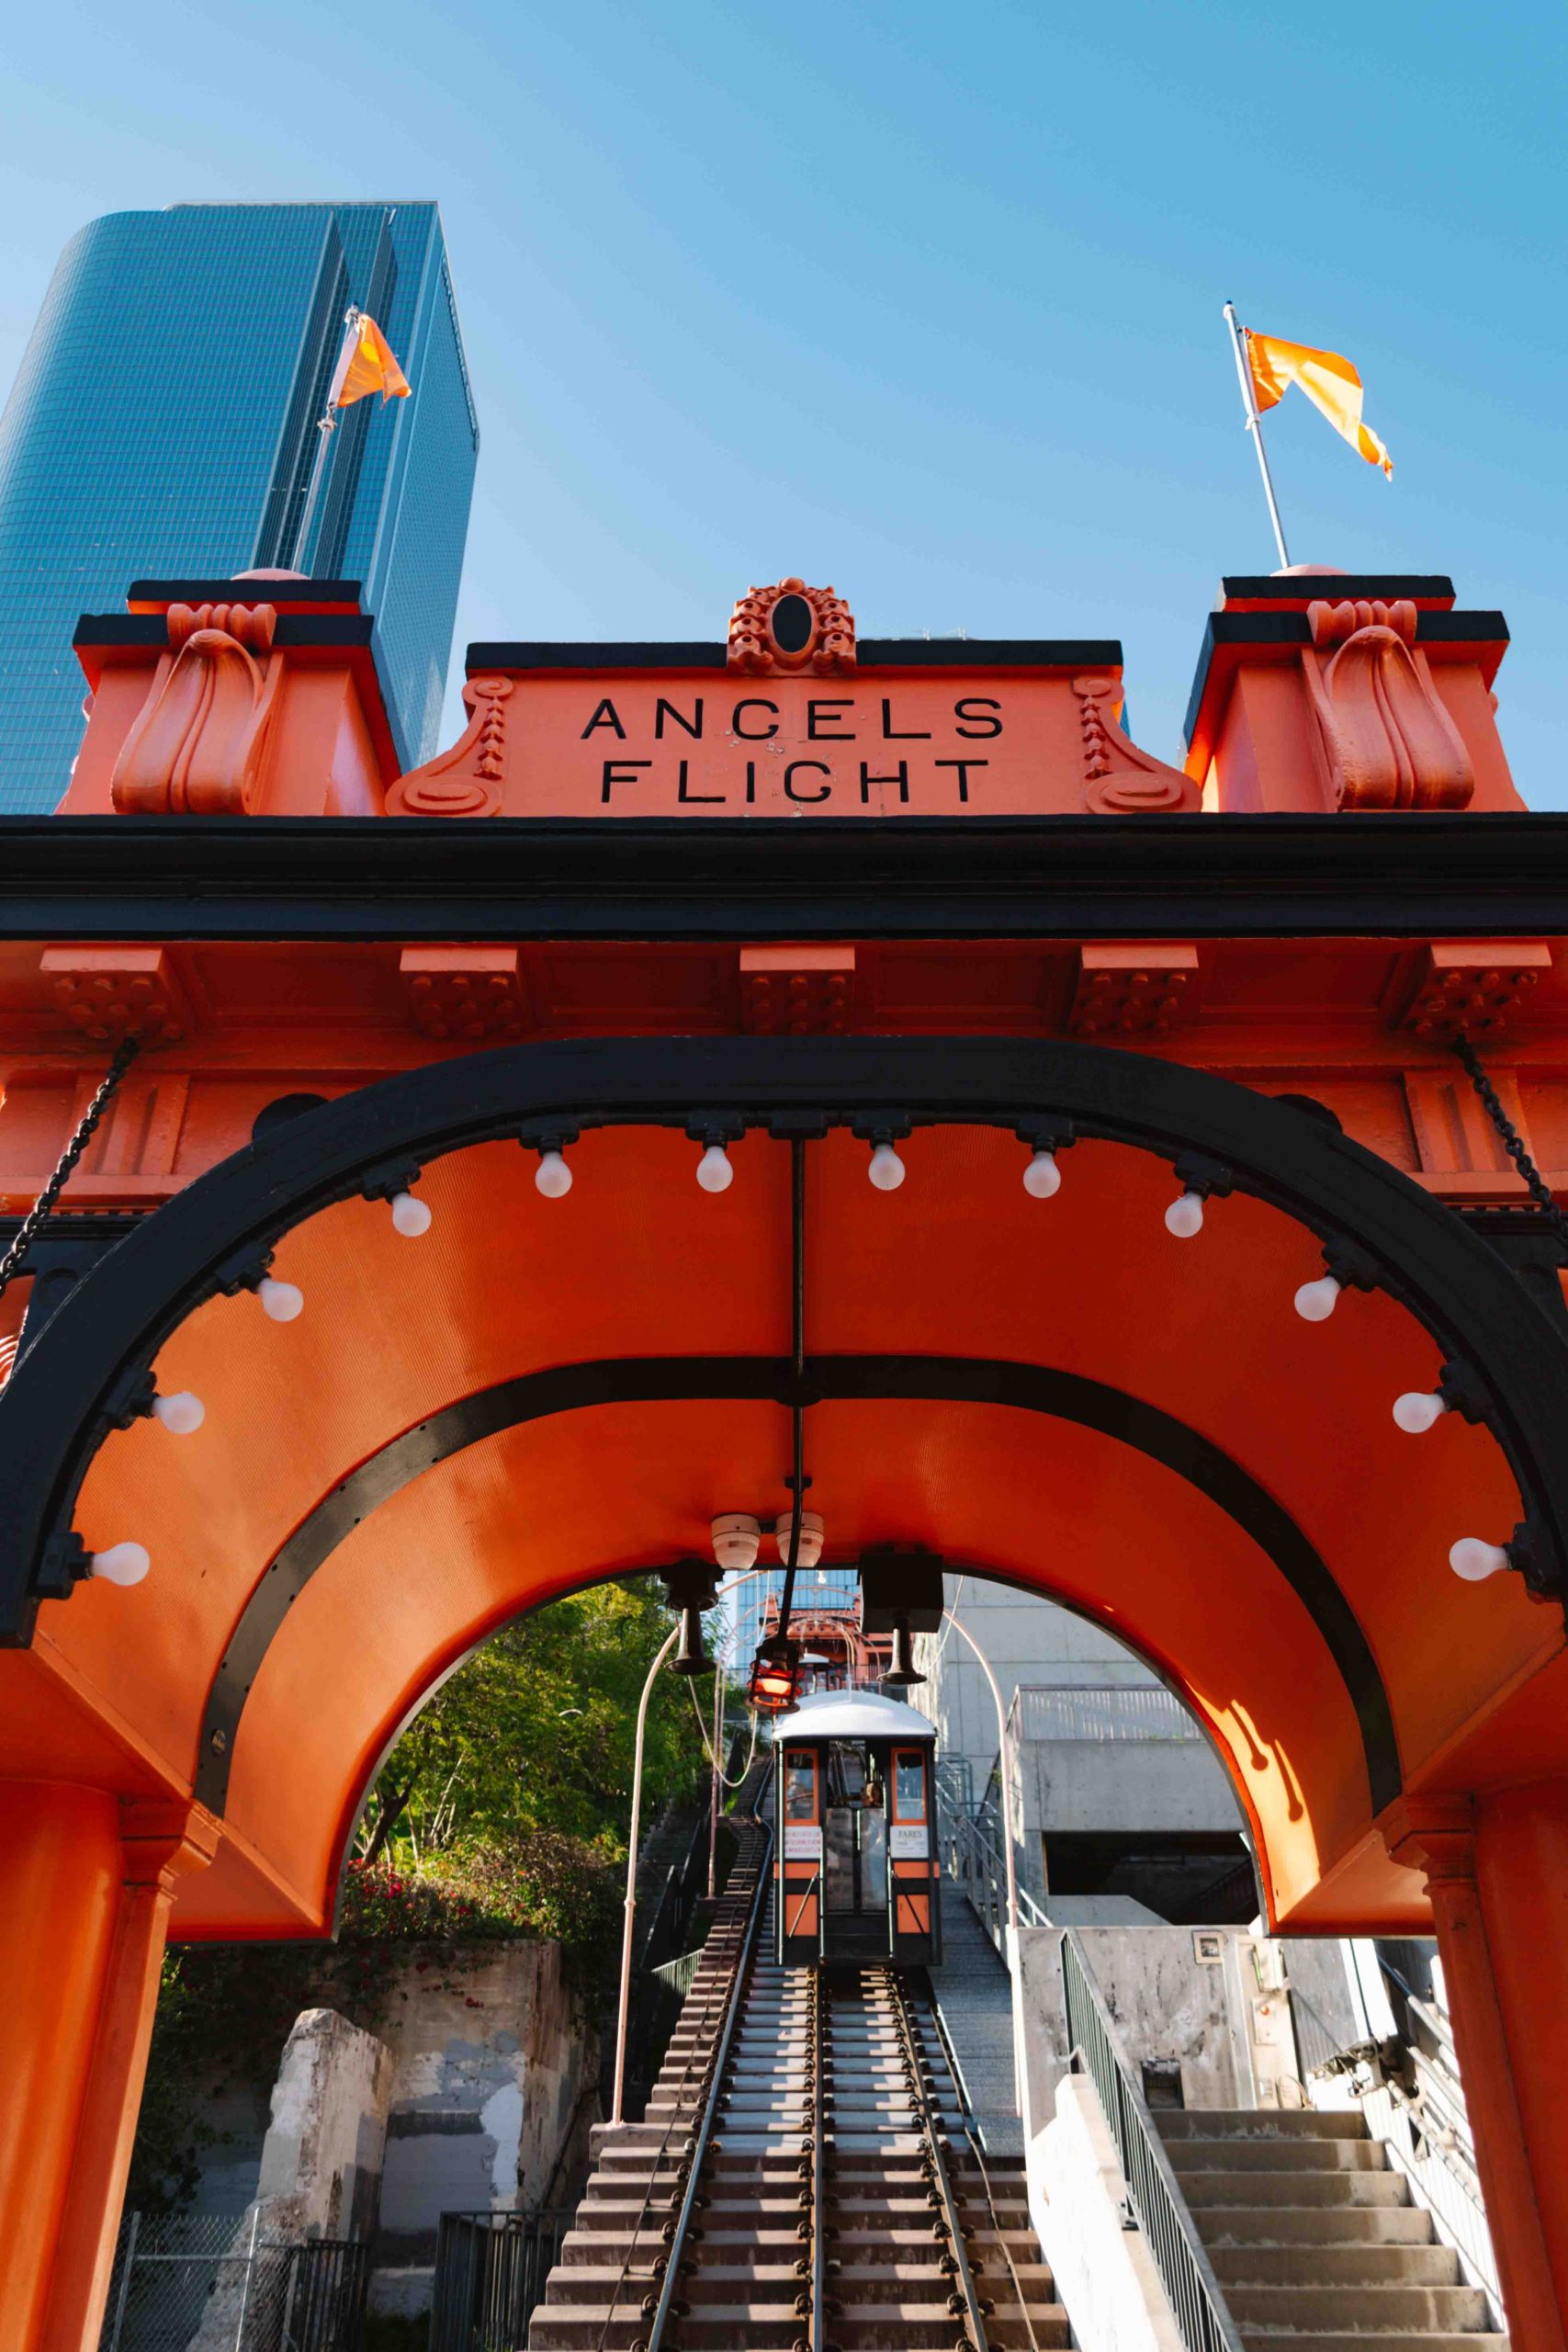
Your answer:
822,1742 -> 891,1962
777,1743 -> 822,1965
888,1744 -> 941,1963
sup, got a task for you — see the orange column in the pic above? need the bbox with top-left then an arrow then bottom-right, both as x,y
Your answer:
0,1784 -> 216,2352
1386,1799 -> 1567,2352
1473,1781 -> 1568,2329
0,1785 -> 122,2352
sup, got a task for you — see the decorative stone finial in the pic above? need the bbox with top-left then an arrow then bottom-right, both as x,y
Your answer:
728,579 -> 855,675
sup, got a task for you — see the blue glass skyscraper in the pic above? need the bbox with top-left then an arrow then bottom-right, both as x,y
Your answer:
0,202 -> 478,811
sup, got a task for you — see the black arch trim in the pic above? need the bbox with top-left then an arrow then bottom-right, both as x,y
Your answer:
193,1351 -> 1399,1819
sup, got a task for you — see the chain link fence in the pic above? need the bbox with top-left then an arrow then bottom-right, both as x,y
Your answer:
99,2212 -> 368,2352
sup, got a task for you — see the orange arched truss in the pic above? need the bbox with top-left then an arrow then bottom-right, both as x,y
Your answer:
3,1036 -> 1565,1943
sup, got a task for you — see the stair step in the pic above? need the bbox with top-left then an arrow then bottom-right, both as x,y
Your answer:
1178,2169 -> 1411,2209
1224,2284 -> 1491,2332
1161,2109 -> 1369,2141
1193,2204 -> 1436,2247
1167,2138 -> 1388,2173
1209,2244 -> 1460,2288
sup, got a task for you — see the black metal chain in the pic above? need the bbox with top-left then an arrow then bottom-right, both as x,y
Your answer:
0,1037 -> 141,1302
1451,1034 -> 1568,1262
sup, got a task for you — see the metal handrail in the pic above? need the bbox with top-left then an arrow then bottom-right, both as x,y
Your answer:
643,1806 -> 774,2352
1061,1930 -> 1245,2352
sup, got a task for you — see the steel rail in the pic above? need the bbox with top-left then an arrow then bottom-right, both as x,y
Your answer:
883,1964 -> 989,2352
809,1962 -> 828,2352
593,1768 -> 769,2352
925,1981 -> 1041,2352
641,1797 -> 775,2352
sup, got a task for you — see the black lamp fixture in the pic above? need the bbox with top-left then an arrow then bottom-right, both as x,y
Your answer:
661,1558 -> 718,1678
858,1542 -> 944,1695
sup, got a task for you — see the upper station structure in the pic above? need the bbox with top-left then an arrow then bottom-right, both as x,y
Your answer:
2,562 -> 1568,2352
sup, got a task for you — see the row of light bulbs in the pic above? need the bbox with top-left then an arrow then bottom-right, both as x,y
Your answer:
83,1147 -> 1526,1596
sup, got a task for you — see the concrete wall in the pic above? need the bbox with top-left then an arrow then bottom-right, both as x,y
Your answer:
1031,2075 -> 1183,2352
1012,1923 -> 1280,2138
914,1575 -> 1245,1908
189,2009 -> 396,2352
368,1939 -> 599,2318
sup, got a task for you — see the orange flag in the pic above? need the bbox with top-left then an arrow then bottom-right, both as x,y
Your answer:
1245,330 -> 1392,478
328,312 -> 411,409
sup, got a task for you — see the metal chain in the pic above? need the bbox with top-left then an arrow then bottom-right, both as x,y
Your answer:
1450,1035 -> 1568,1261
0,1037 -> 141,1301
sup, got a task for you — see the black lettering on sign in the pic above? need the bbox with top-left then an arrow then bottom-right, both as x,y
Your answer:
784,761 -> 831,804
934,758 -> 987,804
881,698 -> 931,741
656,696 -> 703,740
745,761 -> 758,805
581,698 -> 626,740
860,762 -> 910,806
601,759 -> 652,804
954,697 -> 1002,739
677,759 -> 723,805
732,699 -> 780,740
807,698 -> 855,741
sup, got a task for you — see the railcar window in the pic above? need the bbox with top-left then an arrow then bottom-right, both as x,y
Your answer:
784,1754 -> 817,1822
893,1749 -> 927,1821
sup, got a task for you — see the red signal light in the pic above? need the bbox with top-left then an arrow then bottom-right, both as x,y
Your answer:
748,1637 -> 802,1714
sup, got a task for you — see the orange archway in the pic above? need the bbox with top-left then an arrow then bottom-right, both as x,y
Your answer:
5,1034 -> 1568,2346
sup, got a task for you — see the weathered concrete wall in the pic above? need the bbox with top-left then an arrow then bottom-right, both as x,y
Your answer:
254,2007 -> 397,2242
189,2009 -> 396,2351
368,1939 -> 599,2317
1013,1923 -> 1269,2129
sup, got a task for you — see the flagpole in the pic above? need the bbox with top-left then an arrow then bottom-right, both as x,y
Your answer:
1223,300 -> 1291,571
289,307 -> 361,573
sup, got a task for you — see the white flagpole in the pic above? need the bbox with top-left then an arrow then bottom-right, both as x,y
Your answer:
289,306 -> 361,572
1223,301 -> 1291,571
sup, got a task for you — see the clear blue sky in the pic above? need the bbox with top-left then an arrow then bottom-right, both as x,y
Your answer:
2,0 -> 1563,798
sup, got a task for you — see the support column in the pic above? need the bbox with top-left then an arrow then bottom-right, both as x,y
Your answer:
0,1783 -> 217,2352
1472,1779 -> 1568,2327
1385,1797 -> 1567,2352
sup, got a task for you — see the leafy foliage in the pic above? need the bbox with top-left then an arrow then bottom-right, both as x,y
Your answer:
357,1574 -> 711,1864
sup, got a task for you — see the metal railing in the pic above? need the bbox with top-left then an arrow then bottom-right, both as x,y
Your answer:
99,2213 -> 368,2352
1009,1683 -> 1202,1744
427,2209 -> 573,2352
939,1801 -> 1048,1958
1061,1931 -> 1245,2352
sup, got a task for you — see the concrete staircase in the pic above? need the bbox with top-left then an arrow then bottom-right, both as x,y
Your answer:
1158,2108 -> 1507,2351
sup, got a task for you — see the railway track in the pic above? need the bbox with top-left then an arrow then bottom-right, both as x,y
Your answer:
530,1778 -> 1067,2352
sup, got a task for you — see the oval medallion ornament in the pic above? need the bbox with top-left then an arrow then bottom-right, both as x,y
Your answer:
728,577 -> 855,675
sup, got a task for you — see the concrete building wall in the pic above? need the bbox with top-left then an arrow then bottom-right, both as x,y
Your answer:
368,1939 -> 599,2318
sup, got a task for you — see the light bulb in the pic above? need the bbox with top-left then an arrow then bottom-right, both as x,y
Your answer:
1393,1390 -> 1448,1435
536,1149 -> 572,1198
152,1390 -> 205,1436
696,1144 -> 733,1193
868,1143 -> 906,1192
1022,1148 -> 1061,1199
1165,1189 -> 1205,1238
775,1510 -> 825,1568
258,1276 -> 304,1323
91,1541 -> 150,1588
390,1190 -> 432,1237
1294,1274 -> 1341,1323
1450,1537 -> 1510,1583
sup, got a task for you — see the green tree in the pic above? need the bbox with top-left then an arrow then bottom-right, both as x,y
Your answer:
357,1573 -> 710,1865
